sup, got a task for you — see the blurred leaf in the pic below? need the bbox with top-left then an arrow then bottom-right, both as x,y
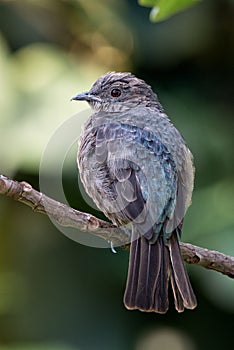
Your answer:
0,41 -> 104,174
184,180 -> 234,250
0,344 -> 76,350
0,271 -> 27,314
138,0 -> 202,22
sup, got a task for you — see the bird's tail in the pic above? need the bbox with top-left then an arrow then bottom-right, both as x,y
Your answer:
123,230 -> 197,313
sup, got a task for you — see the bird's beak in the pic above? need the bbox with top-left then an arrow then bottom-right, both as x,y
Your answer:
70,91 -> 101,103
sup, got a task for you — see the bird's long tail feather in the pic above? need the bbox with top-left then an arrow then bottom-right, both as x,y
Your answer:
124,230 -> 197,313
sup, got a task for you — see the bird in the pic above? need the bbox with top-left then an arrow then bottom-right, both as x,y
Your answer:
71,72 -> 197,313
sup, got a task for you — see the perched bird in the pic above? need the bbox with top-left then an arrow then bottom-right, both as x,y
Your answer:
71,72 -> 197,313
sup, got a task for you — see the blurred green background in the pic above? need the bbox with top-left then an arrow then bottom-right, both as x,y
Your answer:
0,0 -> 233,349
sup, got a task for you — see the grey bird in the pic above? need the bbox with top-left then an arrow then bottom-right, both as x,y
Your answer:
71,72 -> 197,313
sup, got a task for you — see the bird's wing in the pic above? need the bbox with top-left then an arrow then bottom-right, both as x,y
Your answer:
94,122 -> 178,239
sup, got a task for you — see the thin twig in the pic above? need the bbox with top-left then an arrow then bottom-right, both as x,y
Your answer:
0,175 -> 233,278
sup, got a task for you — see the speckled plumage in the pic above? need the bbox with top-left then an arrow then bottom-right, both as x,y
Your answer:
72,72 -> 197,313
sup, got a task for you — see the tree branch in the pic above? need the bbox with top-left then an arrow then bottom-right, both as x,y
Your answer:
1,175 -> 233,278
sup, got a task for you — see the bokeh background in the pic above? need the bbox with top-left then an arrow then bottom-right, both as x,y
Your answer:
0,0 -> 233,349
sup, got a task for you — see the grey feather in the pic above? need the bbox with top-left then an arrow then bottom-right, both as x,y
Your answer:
74,72 -> 197,313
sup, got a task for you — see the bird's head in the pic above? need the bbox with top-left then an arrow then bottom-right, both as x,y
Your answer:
71,72 -> 161,112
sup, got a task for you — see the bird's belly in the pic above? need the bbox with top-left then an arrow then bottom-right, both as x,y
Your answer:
78,150 -> 131,221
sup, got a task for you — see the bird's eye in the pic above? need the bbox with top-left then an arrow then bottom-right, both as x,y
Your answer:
111,88 -> 121,97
